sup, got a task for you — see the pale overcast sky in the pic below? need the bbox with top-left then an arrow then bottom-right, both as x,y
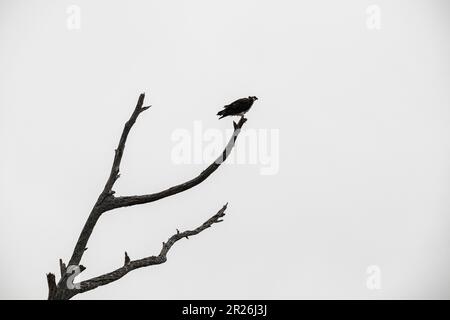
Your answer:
1,0 -> 450,299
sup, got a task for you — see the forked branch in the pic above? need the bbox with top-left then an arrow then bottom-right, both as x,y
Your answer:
47,93 -> 246,299
66,204 -> 227,298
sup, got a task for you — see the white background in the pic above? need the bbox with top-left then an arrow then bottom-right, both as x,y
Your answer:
1,0 -> 449,299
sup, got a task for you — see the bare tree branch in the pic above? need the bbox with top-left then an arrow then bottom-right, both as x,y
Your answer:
101,93 -> 151,200
108,116 -> 247,210
48,93 -> 246,299
46,273 -> 57,300
59,259 -> 67,277
68,204 -> 227,298
67,93 -> 151,268
124,252 -> 130,265
66,94 -> 245,269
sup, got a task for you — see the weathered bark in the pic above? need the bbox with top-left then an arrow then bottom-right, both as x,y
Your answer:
47,93 -> 247,299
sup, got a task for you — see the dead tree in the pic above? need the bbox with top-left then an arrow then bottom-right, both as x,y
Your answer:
46,93 -> 247,300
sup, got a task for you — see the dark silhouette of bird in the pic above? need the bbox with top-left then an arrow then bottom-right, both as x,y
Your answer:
217,96 -> 258,119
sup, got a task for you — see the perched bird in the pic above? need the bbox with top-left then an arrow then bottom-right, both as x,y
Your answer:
217,96 -> 258,119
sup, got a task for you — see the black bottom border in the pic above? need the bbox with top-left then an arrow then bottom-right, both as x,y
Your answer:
1,300 -> 445,318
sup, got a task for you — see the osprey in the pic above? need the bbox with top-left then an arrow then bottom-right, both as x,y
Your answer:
217,96 -> 258,119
